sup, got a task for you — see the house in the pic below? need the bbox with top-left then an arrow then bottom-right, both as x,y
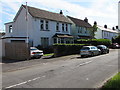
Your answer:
4,5 -> 73,47
119,1 -> 120,30
67,16 -> 93,40
95,25 -> 119,40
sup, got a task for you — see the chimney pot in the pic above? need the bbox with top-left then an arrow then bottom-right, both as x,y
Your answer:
116,26 -> 118,29
112,27 -> 115,30
60,10 -> 63,14
104,25 -> 107,28
84,17 -> 88,23
94,21 -> 97,25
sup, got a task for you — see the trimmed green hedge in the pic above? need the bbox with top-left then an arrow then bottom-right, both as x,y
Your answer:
76,39 -> 112,47
91,39 -> 112,46
53,44 -> 88,57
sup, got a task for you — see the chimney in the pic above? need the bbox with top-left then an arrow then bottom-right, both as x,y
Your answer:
94,21 -> 97,25
60,10 -> 63,14
112,27 -> 115,30
104,24 -> 107,29
116,26 -> 118,29
84,17 -> 88,23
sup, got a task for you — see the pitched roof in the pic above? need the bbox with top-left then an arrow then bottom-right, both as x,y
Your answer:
22,5 -> 71,24
97,25 -> 119,33
67,16 -> 92,28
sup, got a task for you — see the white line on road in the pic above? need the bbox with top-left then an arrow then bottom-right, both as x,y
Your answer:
5,76 -> 44,89
77,60 -> 93,67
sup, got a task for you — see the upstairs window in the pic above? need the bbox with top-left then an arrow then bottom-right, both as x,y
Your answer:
66,24 -> 68,32
9,25 -> 12,33
56,22 -> 59,32
62,24 -> 64,32
40,20 -> 44,30
46,21 -> 49,30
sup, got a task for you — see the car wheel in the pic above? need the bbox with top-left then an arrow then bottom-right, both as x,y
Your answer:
99,51 -> 101,55
38,56 -> 42,59
81,55 -> 84,58
90,52 -> 94,57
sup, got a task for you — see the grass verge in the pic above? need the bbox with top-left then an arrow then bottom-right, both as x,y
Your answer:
101,72 -> 120,90
43,53 -> 54,56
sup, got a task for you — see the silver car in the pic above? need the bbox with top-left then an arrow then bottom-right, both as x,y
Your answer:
80,46 -> 101,57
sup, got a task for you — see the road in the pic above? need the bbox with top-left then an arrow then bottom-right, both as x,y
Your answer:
2,49 -> 119,88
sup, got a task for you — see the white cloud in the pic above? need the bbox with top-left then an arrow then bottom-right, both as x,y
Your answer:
0,0 -> 119,30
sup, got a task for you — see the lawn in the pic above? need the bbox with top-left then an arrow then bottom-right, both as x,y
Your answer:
43,53 -> 54,56
102,72 -> 120,90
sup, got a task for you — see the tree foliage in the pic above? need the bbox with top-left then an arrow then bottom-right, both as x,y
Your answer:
92,21 -> 98,38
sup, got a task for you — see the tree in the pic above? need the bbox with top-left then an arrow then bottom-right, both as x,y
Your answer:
92,21 -> 98,39
115,34 -> 120,44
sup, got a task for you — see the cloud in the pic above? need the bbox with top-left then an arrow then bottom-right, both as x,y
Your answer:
0,0 -> 119,30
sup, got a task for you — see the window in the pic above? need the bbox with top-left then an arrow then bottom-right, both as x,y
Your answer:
56,23 -> 59,31
9,25 -> 12,33
62,24 -> 64,31
40,20 -> 44,30
46,21 -> 49,30
54,38 -> 57,43
66,24 -> 68,32
61,38 -> 64,43
79,27 -> 82,33
58,38 -> 61,43
85,30 -> 87,34
78,27 -> 82,33
41,37 -> 49,47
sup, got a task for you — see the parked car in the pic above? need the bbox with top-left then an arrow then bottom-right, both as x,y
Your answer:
30,47 -> 43,58
97,45 -> 109,54
110,43 -> 120,49
80,46 -> 101,57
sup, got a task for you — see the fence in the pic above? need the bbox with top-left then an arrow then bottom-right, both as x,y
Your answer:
5,42 -> 30,60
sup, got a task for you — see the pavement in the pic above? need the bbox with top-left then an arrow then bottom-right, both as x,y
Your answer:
2,49 -> 119,88
2,54 -> 79,72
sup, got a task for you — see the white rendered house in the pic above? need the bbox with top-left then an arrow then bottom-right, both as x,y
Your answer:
95,25 -> 119,40
4,5 -> 73,47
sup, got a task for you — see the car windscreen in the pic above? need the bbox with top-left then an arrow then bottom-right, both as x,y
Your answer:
30,48 -> 38,50
81,47 -> 90,50
97,47 -> 102,49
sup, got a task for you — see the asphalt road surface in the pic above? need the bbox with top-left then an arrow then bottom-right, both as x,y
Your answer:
2,49 -> 119,88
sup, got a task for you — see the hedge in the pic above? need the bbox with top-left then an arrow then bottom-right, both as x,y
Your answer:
53,44 -> 88,57
91,39 -> 112,46
76,39 -> 112,47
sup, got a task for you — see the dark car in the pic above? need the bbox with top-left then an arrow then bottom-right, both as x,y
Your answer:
97,45 -> 109,54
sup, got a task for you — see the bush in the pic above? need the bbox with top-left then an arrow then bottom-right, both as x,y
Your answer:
76,39 -> 111,47
91,39 -> 112,47
36,45 -> 54,54
53,44 -> 88,57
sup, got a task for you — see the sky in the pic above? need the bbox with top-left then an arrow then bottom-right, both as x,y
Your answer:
0,0 -> 119,32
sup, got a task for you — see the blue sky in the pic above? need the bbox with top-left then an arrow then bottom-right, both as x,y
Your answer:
0,0 -> 119,32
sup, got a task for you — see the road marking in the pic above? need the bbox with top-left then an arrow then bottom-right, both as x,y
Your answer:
5,76 -> 44,89
78,60 -> 93,67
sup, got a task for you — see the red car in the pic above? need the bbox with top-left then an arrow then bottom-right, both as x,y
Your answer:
111,43 -> 120,49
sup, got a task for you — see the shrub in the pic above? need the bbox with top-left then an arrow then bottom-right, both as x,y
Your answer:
36,45 -> 54,54
53,44 -> 88,57
91,39 -> 112,46
76,39 -> 111,47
